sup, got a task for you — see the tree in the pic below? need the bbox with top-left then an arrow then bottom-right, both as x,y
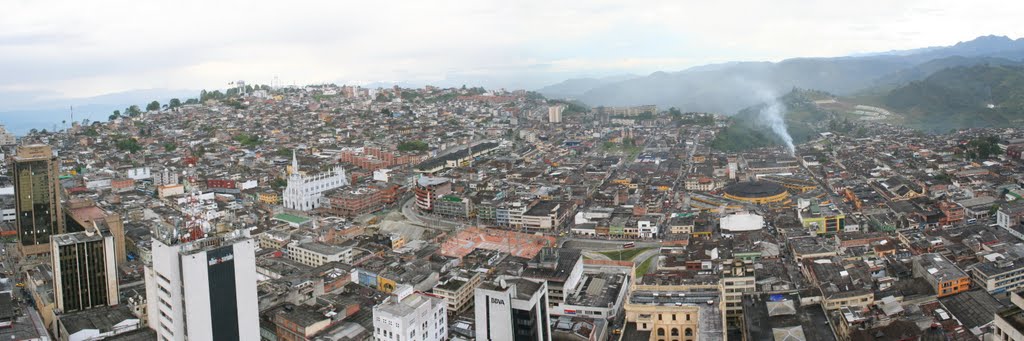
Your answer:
126,105 -> 142,117
168,98 -> 182,109
397,141 -> 429,152
163,142 -> 177,152
146,101 -> 160,112
116,138 -> 143,153
232,134 -> 261,147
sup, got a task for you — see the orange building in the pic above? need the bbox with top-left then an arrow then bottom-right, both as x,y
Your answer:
938,201 -> 965,226
913,253 -> 970,297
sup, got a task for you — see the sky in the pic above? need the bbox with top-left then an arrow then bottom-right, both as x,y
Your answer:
3,0 -> 1024,103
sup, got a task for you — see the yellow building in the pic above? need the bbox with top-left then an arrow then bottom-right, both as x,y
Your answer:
625,303 -> 704,341
377,276 -> 398,293
625,277 -> 726,340
258,192 -> 281,205
798,200 -> 846,234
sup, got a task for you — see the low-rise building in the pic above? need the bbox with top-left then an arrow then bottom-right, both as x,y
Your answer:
432,271 -> 481,316
287,242 -> 353,268
373,286 -> 448,341
913,253 -> 970,297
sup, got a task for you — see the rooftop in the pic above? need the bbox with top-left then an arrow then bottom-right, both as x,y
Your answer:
937,289 -> 1006,330
294,242 -> 351,256
743,293 -> 836,341
58,305 -> 138,337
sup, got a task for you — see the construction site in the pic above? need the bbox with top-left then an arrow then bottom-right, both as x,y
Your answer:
440,226 -> 556,259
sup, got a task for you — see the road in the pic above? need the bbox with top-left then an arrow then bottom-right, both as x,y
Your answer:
400,197 -> 462,231
561,238 -> 661,251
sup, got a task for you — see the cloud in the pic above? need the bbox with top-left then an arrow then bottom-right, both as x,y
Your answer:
2,0 -> 1024,98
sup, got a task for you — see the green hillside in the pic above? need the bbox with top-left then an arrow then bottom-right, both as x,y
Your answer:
882,64 -> 1024,131
710,89 -> 831,152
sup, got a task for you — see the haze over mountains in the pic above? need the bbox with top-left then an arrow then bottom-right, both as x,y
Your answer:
539,35 -> 1024,115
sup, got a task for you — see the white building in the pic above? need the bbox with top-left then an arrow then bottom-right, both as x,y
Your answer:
994,290 -> 1024,341
145,232 -> 259,341
152,168 -> 179,186
284,151 -> 348,211
373,286 -> 448,341
0,125 -> 15,146
286,242 -> 353,267
548,105 -> 564,123
638,219 -> 659,238
125,167 -> 152,180
720,212 -> 765,232
475,278 -> 551,341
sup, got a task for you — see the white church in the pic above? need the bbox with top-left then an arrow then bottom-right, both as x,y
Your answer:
283,151 -> 349,211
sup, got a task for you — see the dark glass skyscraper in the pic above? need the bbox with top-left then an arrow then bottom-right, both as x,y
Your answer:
51,229 -> 118,313
14,144 -> 65,256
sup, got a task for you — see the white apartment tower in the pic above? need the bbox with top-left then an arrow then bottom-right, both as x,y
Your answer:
144,232 -> 259,341
372,286 -> 448,341
283,150 -> 348,211
548,105 -> 564,123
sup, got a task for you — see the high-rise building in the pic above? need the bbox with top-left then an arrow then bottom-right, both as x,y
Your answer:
372,285 -> 448,341
548,105 -> 564,123
51,228 -> 118,314
14,144 -> 65,256
144,231 -> 259,341
475,278 -> 551,341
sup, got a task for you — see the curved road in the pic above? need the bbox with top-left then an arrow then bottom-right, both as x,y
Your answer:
401,197 -> 463,231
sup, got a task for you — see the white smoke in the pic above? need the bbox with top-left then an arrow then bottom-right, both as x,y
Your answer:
751,86 -> 795,156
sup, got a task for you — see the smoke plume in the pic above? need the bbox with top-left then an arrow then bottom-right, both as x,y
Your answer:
751,86 -> 795,156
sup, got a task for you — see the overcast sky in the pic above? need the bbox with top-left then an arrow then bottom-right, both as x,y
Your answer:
3,0 -> 1024,100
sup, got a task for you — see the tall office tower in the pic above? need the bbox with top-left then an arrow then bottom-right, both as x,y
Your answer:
51,227 -> 118,314
14,144 -> 65,256
548,105 -> 564,123
475,278 -> 551,341
144,231 -> 258,341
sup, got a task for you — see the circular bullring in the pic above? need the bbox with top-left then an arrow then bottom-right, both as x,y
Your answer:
723,181 -> 789,204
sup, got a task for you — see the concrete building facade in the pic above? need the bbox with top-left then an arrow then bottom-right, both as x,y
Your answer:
144,233 -> 259,341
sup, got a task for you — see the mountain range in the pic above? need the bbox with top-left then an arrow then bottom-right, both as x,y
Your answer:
0,88 -> 196,135
538,35 -> 1024,115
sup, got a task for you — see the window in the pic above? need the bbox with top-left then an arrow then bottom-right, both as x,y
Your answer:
672,328 -> 679,336
657,328 -> 666,336
685,328 -> 693,336
672,314 -> 677,321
